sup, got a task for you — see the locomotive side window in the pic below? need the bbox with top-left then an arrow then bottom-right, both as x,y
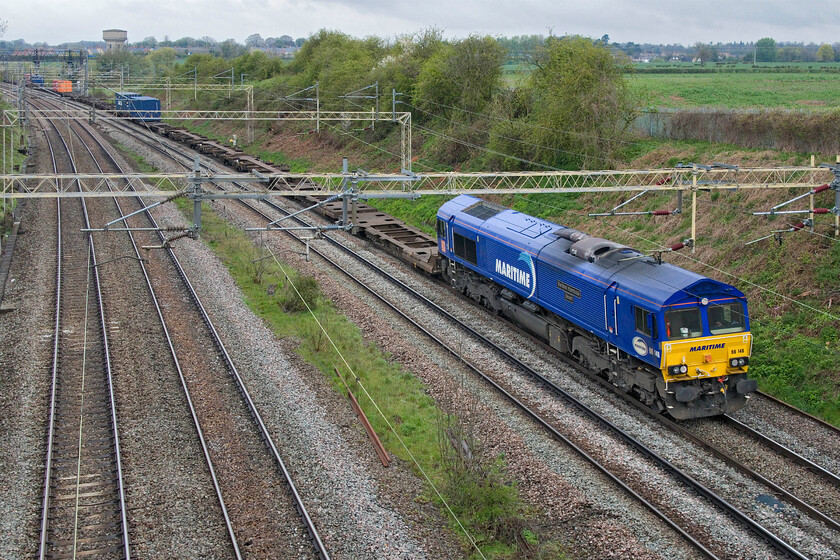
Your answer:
453,232 -> 477,265
709,302 -> 746,334
665,307 -> 702,339
436,219 -> 446,239
634,306 -> 656,338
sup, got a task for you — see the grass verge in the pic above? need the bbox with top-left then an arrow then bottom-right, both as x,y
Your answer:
627,72 -> 840,110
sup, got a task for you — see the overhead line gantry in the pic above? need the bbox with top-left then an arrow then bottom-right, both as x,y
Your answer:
4,88 -> 838,248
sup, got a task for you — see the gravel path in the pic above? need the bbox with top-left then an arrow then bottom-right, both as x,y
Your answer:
0,195 -> 56,559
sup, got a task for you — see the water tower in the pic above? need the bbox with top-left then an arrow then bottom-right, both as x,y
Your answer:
103,29 -> 128,50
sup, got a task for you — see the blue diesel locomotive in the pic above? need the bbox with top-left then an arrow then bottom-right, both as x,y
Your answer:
115,92 -> 161,122
436,195 -> 757,420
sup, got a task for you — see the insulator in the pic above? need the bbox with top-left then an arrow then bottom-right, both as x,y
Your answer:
670,242 -> 685,251
813,208 -> 830,214
813,184 -> 831,194
653,210 -> 671,216
655,176 -> 672,185
791,222 -> 806,231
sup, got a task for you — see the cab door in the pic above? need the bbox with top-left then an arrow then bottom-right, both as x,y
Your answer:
630,305 -> 658,363
436,218 -> 450,255
605,283 -> 619,345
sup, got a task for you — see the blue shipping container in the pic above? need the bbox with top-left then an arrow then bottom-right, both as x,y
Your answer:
129,96 -> 161,121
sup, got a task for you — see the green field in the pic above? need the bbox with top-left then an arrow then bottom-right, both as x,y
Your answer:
627,72 -> 840,110
635,61 -> 840,71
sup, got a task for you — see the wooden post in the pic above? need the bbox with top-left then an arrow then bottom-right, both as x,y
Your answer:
336,367 -> 390,467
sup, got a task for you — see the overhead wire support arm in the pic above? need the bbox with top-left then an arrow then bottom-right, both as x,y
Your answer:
246,224 -> 348,233
762,183 -> 832,213
589,174 -> 680,218
745,220 -> 812,246
101,190 -> 188,230
264,192 -> 344,229
590,190 -> 651,216
752,166 -> 840,238
211,67 -> 235,97
340,82 -> 379,127
753,208 -> 831,217
340,82 -> 378,102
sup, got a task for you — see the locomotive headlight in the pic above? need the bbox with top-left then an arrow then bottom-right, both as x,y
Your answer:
730,358 -> 738,367
680,365 -> 688,374
669,365 -> 689,375
730,357 -> 749,368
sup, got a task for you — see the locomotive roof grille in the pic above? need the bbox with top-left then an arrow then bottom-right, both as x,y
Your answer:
463,200 -> 508,220
568,237 -> 636,263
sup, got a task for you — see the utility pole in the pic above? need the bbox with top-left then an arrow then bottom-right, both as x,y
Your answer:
83,53 -> 88,97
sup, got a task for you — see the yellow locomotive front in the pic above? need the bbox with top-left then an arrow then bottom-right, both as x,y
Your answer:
657,299 -> 757,419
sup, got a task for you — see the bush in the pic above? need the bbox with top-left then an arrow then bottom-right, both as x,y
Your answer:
278,273 -> 320,313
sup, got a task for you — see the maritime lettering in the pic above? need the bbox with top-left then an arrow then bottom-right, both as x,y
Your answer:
495,259 -> 531,288
689,343 -> 725,351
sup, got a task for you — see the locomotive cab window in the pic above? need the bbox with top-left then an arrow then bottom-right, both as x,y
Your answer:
634,306 -> 656,338
436,219 -> 447,239
709,302 -> 746,334
453,231 -> 477,265
665,307 -> 702,339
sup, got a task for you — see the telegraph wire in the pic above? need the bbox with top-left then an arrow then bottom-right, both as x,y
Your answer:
410,96 -> 642,148
406,102 -> 627,169
413,123 -> 562,171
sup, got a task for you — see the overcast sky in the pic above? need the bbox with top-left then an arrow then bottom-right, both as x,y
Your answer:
4,0 -> 837,46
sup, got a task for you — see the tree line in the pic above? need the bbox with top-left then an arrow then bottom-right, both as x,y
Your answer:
93,29 -> 637,171
4,32 -> 837,64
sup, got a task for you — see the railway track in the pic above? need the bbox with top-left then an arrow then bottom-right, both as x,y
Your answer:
735,390 -> 840,474
35,95 -> 131,560
28,92 -> 329,559
566,356 -> 840,532
62,97 -> 840,558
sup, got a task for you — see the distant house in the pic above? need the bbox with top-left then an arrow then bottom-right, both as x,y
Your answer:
248,46 -> 299,59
